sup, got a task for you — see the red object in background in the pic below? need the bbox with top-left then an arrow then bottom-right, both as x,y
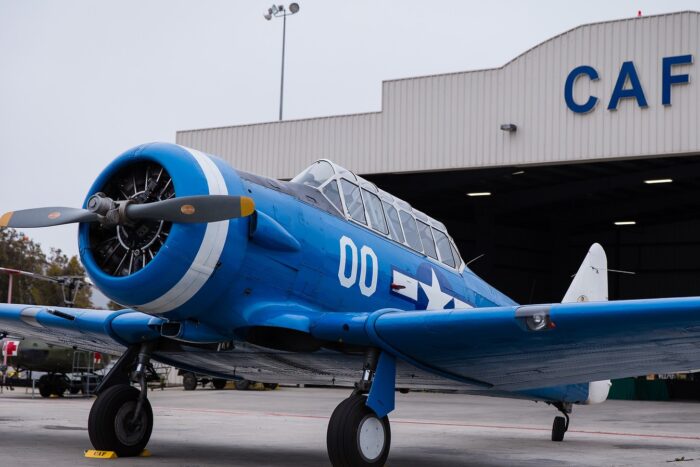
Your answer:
94,352 -> 102,365
638,10 -> 642,17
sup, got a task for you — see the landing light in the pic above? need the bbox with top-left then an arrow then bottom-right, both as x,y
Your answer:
644,178 -> 673,184
614,221 -> 636,226
467,192 -> 491,197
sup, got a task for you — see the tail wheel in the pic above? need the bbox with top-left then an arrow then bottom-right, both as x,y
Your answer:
552,416 -> 567,442
88,384 -> 153,457
327,395 -> 391,467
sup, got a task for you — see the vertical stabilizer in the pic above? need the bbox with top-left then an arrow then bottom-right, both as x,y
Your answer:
564,243 -> 611,403
562,243 -> 608,303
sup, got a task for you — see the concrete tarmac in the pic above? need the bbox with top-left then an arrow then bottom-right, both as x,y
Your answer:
1,386 -> 700,466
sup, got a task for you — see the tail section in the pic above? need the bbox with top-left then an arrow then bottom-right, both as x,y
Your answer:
563,243 -> 608,303
563,243 -> 612,403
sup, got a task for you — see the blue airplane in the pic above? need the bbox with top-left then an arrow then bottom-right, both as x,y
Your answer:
0,142 -> 699,466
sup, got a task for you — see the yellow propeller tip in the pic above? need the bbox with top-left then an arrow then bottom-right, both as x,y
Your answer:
240,197 -> 255,217
0,212 -> 13,227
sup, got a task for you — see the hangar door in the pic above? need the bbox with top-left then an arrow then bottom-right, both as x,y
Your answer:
366,154 -> 700,305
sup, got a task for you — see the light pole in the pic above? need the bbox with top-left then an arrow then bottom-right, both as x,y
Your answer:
264,3 -> 300,121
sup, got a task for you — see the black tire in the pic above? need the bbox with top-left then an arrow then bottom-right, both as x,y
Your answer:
552,416 -> 567,442
69,386 -> 80,395
327,395 -> 391,467
52,375 -> 69,397
234,379 -> 251,391
263,383 -> 279,390
212,379 -> 227,390
38,375 -> 52,398
182,372 -> 197,391
88,384 -> 153,457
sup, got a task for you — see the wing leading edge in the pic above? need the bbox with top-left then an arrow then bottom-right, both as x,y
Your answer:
318,296 -> 700,392
0,304 -> 163,355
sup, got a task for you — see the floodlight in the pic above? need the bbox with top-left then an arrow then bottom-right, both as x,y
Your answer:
264,13 -> 272,20
289,3 -> 300,13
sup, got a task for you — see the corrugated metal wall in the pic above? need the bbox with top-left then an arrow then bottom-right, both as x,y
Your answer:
177,11 -> 700,179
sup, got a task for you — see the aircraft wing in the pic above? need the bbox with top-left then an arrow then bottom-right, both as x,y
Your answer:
0,304 -> 163,355
331,297 -> 700,391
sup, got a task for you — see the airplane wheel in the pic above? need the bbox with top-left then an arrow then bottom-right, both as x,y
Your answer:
327,395 -> 391,467
263,383 -> 279,390
212,379 -> 227,390
234,379 -> 251,391
38,375 -> 52,398
182,372 -> 197,391
88,384 -> 153,457
552,416 -> 567,442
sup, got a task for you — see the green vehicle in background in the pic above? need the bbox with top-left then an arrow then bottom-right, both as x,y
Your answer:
177,370 -> 278,391
2,337 -> 111,397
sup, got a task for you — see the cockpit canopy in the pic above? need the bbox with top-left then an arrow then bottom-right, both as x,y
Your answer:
291,160 -> 464,270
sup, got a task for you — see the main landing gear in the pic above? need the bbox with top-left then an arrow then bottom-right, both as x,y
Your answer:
551,402 -> 571,442
87,343 -> 155,457
327,349 -> 394,467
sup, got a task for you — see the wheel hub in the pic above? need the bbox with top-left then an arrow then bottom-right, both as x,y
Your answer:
357,414 -> 385,462
114,401 -> 147,446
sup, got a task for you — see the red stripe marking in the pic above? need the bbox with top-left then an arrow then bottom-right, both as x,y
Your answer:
154,406 -> 700,441
2,400 -> 698,442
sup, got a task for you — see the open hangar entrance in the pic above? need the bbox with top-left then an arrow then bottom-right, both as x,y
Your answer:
366,154 -> 700,306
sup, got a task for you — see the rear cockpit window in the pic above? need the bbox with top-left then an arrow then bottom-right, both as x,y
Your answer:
340,179 -> 367,224
383,202 -> 405,243
450,241 -> 463,268
321,180 -> 343,213
417,220 -> 438,259
362,189 -> 388,234
432,228 -> 455,268
291,160 -> 334,188
399,210 -> 422,252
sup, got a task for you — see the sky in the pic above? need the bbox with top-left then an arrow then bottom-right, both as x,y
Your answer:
1,0 -> 698,262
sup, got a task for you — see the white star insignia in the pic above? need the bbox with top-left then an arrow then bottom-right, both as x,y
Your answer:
419,270 -> 454,310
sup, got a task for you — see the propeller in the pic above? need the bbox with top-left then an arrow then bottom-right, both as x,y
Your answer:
0,194 -> 255,229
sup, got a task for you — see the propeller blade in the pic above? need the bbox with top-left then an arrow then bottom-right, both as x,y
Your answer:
0,207 -> 99,228
125,195 -> 255,223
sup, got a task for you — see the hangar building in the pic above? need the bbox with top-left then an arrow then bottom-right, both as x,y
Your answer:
178,11 -> 700,305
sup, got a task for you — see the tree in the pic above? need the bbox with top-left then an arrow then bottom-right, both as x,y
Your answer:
0,228 -> 93,307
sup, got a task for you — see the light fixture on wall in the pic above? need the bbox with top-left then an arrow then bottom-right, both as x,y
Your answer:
500,123 -> 517,132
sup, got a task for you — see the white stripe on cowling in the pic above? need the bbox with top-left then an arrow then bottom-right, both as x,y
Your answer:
136,147 -> 229,313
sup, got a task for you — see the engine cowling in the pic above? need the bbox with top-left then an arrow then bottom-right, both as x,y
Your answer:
78,142 -> 249,320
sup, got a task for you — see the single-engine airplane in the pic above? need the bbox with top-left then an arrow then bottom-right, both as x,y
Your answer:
0,142 -> 699,466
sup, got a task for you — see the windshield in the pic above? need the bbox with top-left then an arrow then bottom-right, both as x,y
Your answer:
291,160 -> 335,188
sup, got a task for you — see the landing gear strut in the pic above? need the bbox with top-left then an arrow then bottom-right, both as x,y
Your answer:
327,349 -> 392,467
87,343 -> 155,457
551,402 -> 571,442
